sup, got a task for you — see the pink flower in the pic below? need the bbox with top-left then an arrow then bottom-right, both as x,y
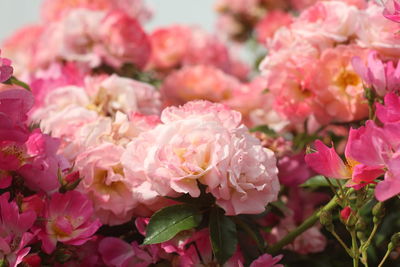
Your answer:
278,152 -> 314,186
304,140 -> 345,178
352,51 -> 400,96
0,89 -> 33,143
376,93 -> 400,123
0,51 -> 13,83
161,65 -> 242,106
260,28 -> 319,123
98,237 -> 155,267
41,0 -> 152,23
255,11 -> 293,44
147,25 -> 190,71
147,25 -> 248,79
0,193 -> 37,267
34,9 -> 151,70
291,1 -> 361,45
357,3 -> 400,57
39,190 -> 101,254
250,253 -> 283,267
97,11 -> 151,69
122,101 -> 279,215
309,45 -> 369,124
75,143 -> 139,225
18,129 -> 67,193
382,0 -> 400,23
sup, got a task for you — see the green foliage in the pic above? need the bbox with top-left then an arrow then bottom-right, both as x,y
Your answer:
143,204 -> 202,245
209,207 -> 238,265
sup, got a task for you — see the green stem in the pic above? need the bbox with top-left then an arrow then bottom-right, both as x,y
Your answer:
378,243 -> 393,267
360,223 -> 379,252
330,229 -> 353,257
351,231 -> 360,267
266,196 -> 339,255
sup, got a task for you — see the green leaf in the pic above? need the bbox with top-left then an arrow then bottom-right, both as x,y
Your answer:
250,125 -> 278,137
209,207 -> 238,264
301,175 -> 331,188
143,204 -> 202,245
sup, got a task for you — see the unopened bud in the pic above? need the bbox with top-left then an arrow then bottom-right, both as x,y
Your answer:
391,233 -> 400,248
340,206 -> 352,222
320,210 -> 333,231
372,202 -> 385,223
55,248 -> 74,264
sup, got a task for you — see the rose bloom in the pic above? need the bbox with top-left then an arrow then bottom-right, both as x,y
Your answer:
38,191 -> 101,254
255,11 -> 293,44
290,1 -> 361,46
309,45 -> 369,124
147,25 -> 190,71
161,65 -> 243,106
75,143 -> 138,225
34,9 -> 151,70
356,2 -> 400,57
147,25 -> 248,79
122,101 -> 279,215
41,0 -> 152,23
260,28 -> 319,123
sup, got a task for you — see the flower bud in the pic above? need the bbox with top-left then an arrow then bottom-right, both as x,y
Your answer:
320,210 -> 333,231
391,232 -> 400,248
372,202 -> 385,224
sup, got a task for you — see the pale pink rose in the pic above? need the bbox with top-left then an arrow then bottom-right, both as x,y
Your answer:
352,50 -> 400,96
99,238 -> 156,267
161,65 -> 242,106
97,11 -> 151,69
0,193 -> 37,267
75,143 -> 138,225
34,9 -> 151,70
147,25 -> 248,79
84,74 -> 161,116
291,1 -> 361,45
357,3 -> 400,57
208,126 -> 280,215
38,190 -> 101,254
255,11 -> 293,44
123,101 -> 279,215
260,28 -> 319,123
29,63 -> 85,114
147,25 -> 190,71
309,45 -> 369,124
41,0 -> 152,22
2,25 -> 44,75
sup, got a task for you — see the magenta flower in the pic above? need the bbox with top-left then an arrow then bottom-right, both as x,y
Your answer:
38,191 -> 101,254
352,51 -> 400,96
382,0 -> 400,23
0,50 -> 13,83
0,193 -> 37,267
